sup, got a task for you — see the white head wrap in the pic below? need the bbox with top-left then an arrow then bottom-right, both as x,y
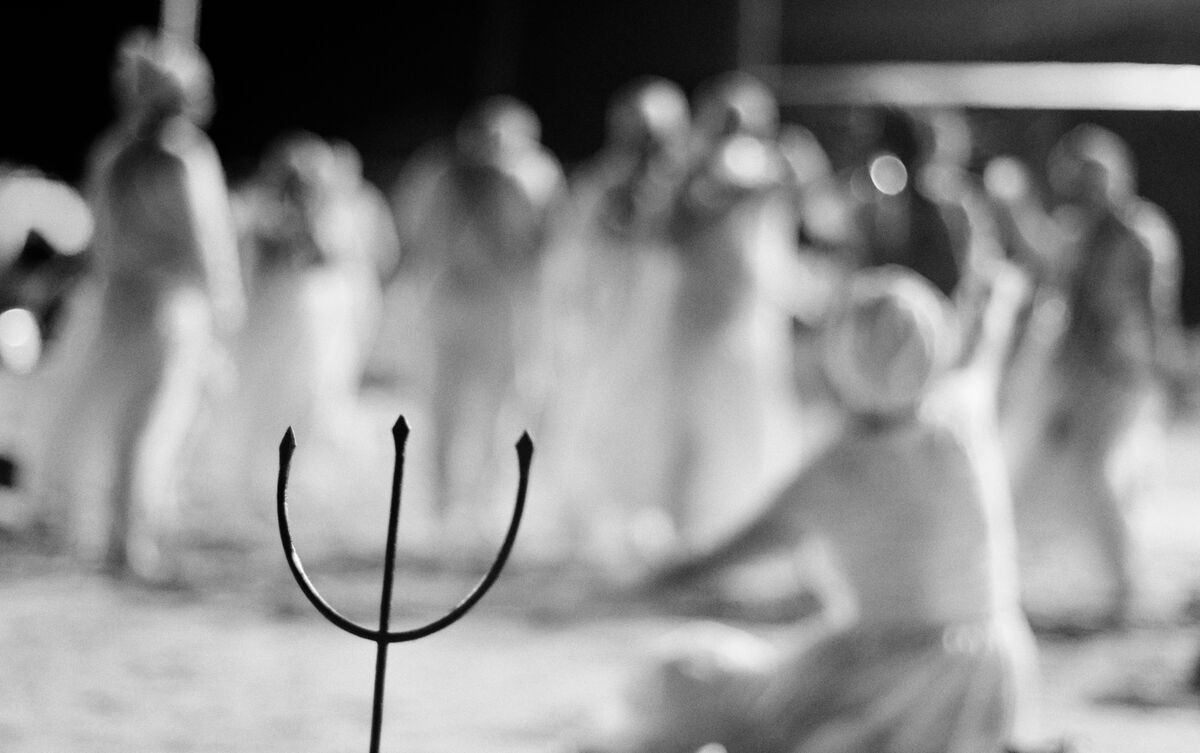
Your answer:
819,265 -> 958,417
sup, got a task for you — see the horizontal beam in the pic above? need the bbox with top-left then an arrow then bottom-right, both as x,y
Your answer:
755,62 -> 1200,111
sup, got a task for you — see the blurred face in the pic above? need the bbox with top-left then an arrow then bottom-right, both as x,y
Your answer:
112,30 -> 214,127
606,81 -> 690,159
1047,127 -> 1136,207
457,97 -> 541,160
692,74 -> 778,145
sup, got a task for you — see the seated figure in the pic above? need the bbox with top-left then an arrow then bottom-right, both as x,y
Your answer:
574,265 -> 1040,753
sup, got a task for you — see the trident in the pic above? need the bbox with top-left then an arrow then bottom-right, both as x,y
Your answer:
277,416 -> 531,753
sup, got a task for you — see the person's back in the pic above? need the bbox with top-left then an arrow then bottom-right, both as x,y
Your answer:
809,395 -> 1017,626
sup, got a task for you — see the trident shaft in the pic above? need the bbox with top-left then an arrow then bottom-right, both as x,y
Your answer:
277,416 -> 531,753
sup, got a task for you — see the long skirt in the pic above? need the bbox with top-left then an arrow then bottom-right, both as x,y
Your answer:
582,616 -> 1036,753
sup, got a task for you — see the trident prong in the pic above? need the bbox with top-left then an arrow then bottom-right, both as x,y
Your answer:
277,415 -> 531,753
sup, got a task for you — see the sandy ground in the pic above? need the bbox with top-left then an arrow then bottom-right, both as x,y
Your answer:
1,562 -> 1199,753
1,396 -> 1199,752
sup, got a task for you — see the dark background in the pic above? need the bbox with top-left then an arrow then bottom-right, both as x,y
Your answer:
0,1 -> 741,184
3,0 -> 1200,322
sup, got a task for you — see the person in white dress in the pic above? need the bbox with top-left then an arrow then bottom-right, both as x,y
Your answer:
1010,124 -> 1186,627
391,97 -> 564,557
537,76 -> 693,569
40,29 -> 244,582
658,72 -> 807,552
200,132 -> 398,545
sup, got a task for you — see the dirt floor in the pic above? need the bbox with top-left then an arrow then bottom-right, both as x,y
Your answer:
2,408 -> 1199,752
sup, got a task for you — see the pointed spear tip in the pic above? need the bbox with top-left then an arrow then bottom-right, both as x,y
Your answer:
516,431 -> 534,461
392,415 -> 410,440
280,426 -> 297,452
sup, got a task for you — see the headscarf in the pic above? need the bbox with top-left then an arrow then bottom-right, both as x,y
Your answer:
819,265 -> 958,417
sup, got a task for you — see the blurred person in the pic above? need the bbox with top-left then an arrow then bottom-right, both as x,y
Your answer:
205,131 -> 397,540
979,154 -> 1077,482
38,28 -> 244,583
1012,124 -> 1186,627
572,265 -> 1040,753
537,76 -> 693,568
390,96 -> 563,557
689,71 -> 781,151
234,132 -> 397,384
656,71 -> 809,556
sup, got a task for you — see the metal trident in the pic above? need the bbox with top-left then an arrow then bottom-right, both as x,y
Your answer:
277,416 -> 531,753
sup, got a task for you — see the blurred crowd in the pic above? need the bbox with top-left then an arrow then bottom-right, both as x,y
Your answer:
1,28 -> 1198,753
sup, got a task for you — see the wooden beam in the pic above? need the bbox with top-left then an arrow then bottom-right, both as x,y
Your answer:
755,61 -> 1200,111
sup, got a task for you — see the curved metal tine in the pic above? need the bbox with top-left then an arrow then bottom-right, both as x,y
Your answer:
277,427 -> 379,641
380,431 -> 533,644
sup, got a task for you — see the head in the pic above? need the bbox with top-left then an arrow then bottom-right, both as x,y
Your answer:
778,123 -> 832,188
691,71 -> 779,143
819,266 -> 958,420
259,131 -> 345,206
1047,123 -> 1136,207
455,95 -> 542,161
248,131 -> 356,270
605,76 -> 690,157
111,27 -> 214,127
982,155 -> 1035,204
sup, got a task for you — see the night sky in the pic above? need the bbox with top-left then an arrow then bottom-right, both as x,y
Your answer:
3,2 -> 1199,321
0,1 -> 737,186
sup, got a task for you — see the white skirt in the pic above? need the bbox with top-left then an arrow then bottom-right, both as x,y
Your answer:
581,615 -> 1036,753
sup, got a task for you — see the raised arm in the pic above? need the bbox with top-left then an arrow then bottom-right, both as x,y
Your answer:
956,256 -> 1030,397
